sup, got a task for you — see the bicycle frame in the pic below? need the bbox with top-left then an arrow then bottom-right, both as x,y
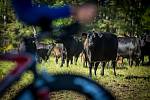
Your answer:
0,53 -> 35,96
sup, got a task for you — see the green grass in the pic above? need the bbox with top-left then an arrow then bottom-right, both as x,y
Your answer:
0,57 -> 150,100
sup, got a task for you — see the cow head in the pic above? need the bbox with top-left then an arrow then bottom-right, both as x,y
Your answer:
23,36 -> 36,46
22,36 -> 37,53
146,34 -> 150,42
82,31 -> 103,48
140,33 -> 150,47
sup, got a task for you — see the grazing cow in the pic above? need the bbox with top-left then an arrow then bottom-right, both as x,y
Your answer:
83,32 -> 118,77
117,37 -> 141,66
20,36 -> 53,62
140,33 -> 150,65
57,36 -> 83,67
37,44 -> 53,62
51,43 -> 66,66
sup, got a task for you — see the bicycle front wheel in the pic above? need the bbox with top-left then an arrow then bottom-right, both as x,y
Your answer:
14,73 -> 114,100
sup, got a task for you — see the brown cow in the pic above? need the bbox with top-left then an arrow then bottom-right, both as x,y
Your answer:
51,43 -> 66,66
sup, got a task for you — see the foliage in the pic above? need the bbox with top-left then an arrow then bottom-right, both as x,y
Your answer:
0,0 -> 149,51
142,7 -> 150,30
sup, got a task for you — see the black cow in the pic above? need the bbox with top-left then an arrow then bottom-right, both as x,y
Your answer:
117,37 -> 141,66
140,33 -> 150,65
36,43 -> 54,62
37,48 -> 53,62
20,36 -> 53,63
57,36 -> 83,67
83,32 -> 118,77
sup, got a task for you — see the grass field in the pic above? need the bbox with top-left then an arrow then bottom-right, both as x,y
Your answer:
0,57 -> 150,100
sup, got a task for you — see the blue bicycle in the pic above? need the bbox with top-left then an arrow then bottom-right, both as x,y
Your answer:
0,0 -> 114,99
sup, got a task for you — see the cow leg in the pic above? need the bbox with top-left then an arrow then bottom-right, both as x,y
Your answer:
122,57 -> 124,67
148,56 -> 150,65
83,60 -> 85,67
128,57 -> 132,67
101,62 -> 106,76
83,56 -> 88,68
108,61 -> 112,68
74,57 -> 77,65
38,57 -> 42,63
60,55 -> 65,67
88,62 -> 93,78
83,60 -> 86,67
112,60 -> 116,76
66,57 -> 69,67
131,55 -> 135,66
135,58 -> 140,66
75,56 -> 79,65
94,62 -> 100,76
128,58 -> 130,66
45,56 -> 49,62
60,59 -> 64,67
70,57 -> 73,64
85,60 -> 88,67
63,52 -> 66,62
141,56 -> 144,65
55,56 -> 58,64
131,59 -> 133,67
60,56 -> 65,67
62,56 -> 65,64
84,60 -> 88,68
60,63 -> 63,67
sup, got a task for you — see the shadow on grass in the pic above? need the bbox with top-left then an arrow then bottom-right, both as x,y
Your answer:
125,75 -> 150,81
117,74 -> 124,77
116,66 -> 128,70
141,62 -> 150,67
106,66 -> 128,70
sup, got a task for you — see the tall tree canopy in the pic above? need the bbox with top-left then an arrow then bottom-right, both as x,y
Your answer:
0,0 -> 149,52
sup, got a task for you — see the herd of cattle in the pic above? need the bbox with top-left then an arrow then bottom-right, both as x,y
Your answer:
4,32 -> 150,77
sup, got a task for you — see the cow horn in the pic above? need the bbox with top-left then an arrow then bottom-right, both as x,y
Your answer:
98,33 -> 103,38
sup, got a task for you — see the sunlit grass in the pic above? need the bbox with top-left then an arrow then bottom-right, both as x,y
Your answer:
0,61 -> 16,80
0,56 -> 150,100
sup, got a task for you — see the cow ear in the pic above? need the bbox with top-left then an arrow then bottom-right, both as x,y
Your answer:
51,42 -> 55,46
93,32 -> 98,37
98,33 -> 103,38
82,32 -> 87,38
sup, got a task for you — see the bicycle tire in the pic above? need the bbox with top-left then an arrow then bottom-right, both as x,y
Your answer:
15,73 -> 114,100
